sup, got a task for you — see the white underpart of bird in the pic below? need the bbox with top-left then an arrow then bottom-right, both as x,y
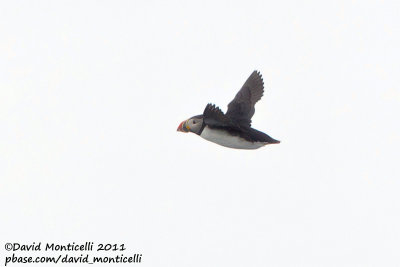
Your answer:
200,125 -> 267,149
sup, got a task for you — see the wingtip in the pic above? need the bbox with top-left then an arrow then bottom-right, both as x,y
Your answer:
253,70 -> 263,82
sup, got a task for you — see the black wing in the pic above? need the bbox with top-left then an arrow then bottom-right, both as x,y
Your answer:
225,71 -> 264,127
203,103 -> 235,128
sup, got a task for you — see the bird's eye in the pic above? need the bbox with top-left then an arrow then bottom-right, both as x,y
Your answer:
193,120 -> 196,124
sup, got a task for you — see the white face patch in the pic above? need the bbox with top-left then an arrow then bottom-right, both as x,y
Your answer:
200,126 -> 267,150
187,117 -> 203,135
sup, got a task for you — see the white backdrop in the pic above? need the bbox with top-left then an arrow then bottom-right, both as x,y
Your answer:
1,1 -> 399,266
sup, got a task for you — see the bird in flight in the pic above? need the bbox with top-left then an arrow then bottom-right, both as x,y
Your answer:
177,71 -> 280,149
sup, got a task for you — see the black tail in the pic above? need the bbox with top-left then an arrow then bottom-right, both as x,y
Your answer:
247,127 -> 280,144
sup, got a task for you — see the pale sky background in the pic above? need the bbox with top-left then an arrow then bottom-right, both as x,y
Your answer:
1,1 -> 399,267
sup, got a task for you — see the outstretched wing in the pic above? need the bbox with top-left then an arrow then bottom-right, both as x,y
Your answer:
225,71 -> 264,127
203,103 -> 235,128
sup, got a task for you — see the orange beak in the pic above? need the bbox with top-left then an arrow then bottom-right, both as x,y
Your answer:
177,120 -> 190,132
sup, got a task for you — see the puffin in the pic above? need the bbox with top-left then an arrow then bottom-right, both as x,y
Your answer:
177,71 -> 280,149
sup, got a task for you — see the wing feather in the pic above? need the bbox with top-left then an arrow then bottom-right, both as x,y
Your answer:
203,103 -> 235,128
225,71 -> 264,127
